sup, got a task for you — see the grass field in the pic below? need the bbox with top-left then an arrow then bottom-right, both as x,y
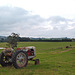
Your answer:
0,42 -> 75,75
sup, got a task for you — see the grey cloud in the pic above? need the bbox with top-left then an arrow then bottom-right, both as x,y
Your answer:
0,6 -> 45,26
0,6 -> 46,36
0,6 -> 75,38
0,6 -> 29,25
47,16 -> 75,30
48,16 -> 67,24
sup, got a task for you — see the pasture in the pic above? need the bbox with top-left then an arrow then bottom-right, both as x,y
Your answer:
0,42 -> 75,75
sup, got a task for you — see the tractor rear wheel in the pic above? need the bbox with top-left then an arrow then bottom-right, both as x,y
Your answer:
0,52 -> 12,66
12,50 -> 28,69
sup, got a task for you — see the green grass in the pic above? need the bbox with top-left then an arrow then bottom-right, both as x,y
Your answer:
0,42 -> 75,75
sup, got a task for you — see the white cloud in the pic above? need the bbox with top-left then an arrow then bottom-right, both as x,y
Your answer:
59,21 -> 66,24
0,0 -> 75,19
68,21 -> 75,24
67,26 -> 75,30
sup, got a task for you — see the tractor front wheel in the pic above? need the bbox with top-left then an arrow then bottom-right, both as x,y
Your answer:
0,52 -> 12,66
35,59 -> 39,65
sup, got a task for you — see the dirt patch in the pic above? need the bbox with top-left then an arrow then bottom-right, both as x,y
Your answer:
51,49 -> 73,54
59,49 -> 72,53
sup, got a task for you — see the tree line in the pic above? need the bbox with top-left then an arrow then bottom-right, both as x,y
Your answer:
0,36 -> 73,42
0,33 -> 73,49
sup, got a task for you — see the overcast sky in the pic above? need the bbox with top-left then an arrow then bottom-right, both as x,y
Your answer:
0,0 -> 75,38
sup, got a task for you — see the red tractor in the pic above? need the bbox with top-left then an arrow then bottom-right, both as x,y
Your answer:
0,46 -> 39,69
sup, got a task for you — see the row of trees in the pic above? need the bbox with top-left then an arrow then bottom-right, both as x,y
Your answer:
0,33 -> 73,43
0,33 -> 73,49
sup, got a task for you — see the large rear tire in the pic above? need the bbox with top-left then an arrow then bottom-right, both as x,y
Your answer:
12,50 -> 28,69
0,52 -> 12,66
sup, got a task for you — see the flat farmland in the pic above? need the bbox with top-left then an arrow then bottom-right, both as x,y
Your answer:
0,42 -> 75,75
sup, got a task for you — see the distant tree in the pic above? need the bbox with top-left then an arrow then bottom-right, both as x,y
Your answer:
7,33 -> 19,49
0,38 -> 4,42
